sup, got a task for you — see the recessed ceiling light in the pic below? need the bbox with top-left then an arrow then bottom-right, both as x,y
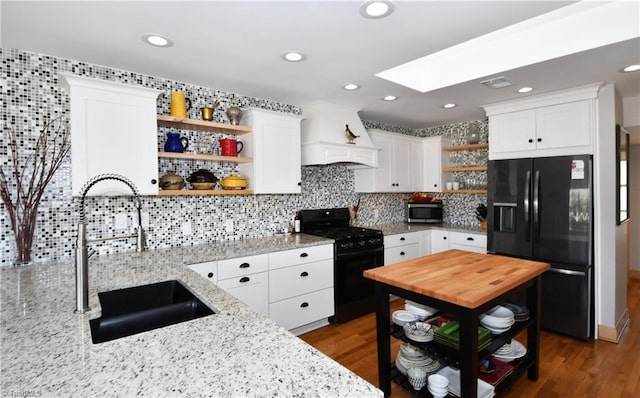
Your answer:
623,64 -> 640,72
142,34 -> 172,47
443,103 -> 456,109
360,1 -> 395,19
343,83 -> 360,90
382,95 -> 397,101
281,51 -> 306,62
518,87 -> 534,93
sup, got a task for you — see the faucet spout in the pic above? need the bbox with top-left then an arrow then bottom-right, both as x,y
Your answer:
75,174 -> 145,313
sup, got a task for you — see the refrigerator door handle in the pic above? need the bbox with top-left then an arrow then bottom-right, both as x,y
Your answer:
547,268 -> 586,277
533,170 -> 540,242
524,170 -> 530,242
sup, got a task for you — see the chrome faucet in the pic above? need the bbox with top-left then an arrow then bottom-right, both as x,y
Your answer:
75,174 -> 146,313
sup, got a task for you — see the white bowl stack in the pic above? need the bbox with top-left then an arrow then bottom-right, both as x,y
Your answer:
404,300 -> 438,321
479,305 -> 515,334
427,374 -> 449,398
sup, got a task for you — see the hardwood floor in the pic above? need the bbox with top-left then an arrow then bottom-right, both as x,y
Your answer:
300,278 -> 640,397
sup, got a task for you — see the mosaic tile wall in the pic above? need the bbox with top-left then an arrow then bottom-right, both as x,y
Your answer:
1,48 -> 485,265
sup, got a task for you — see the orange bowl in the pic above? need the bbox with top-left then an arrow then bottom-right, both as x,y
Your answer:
411,192 -> 432,202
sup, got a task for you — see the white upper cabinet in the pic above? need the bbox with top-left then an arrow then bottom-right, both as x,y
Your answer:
239,108 -> 303,194
60,73 -> 161,196
483,83 -> 600,160
354,130 -> 421,193
419,136 -> 451,192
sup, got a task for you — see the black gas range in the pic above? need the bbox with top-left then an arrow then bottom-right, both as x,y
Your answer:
300,208 -> 384,324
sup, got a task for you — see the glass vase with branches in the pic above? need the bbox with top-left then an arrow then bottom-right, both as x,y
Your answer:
1,116 -> 70,265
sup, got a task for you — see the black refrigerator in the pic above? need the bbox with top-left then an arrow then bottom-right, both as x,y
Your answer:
487,155 -> 593,339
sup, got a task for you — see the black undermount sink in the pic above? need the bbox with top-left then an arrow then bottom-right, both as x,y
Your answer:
89,280 -> 214,344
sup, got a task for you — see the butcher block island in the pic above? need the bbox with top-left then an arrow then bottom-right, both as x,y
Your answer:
364,249 -> 550,398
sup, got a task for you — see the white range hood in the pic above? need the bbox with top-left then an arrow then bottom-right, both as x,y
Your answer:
300,101 -> 379,167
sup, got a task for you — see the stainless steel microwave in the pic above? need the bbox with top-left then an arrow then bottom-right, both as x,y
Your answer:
405,201 -> 443,224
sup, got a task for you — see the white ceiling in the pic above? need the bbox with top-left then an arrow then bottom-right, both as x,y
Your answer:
2,0 -> 639,129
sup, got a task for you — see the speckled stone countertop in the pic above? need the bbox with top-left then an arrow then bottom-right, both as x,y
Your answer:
368,222 -> 487,236
0,233 -> 382,397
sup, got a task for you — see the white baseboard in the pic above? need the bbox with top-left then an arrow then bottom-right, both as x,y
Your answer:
598,308 -> 630,343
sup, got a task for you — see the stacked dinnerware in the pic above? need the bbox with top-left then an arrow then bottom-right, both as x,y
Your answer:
492,339 -> 527,363
404,300 -> 438,321
395,342 -> 442,377
427,374 -> 449,398
479,305 -> 515,334
403,321 -> 434,342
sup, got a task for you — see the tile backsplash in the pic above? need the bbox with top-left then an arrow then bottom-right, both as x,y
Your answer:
1,48 -> 486,265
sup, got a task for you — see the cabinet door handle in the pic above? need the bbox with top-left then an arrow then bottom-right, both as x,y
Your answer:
239,262 -> 250,268
537,137 -> 542,142
400,237 -> 406,241
239,276 -> 250,283
443,236 -> 447,240
150,179 -> 157,185
400,252 -> 405,256
300,302 -> 309,308
300,271 -> 309,277
207,272 -> 214,278
297,182 -> 302,186
528,138 -> 533,143
466,237 -> 475,241
299,252 -> 308,258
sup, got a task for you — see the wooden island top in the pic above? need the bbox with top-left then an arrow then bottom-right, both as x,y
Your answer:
363,249 -> 550,309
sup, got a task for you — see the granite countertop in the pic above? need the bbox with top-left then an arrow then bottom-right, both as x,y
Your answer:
369,222 -> 487,236
0,233 -> 382,397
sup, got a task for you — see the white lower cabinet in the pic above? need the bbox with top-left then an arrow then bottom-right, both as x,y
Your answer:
268,244 -> 334,332
188,261 -> 218,284
217,272 -> 269,317
268,288 -> 334,331
216,254 -> 270,317
430,230 -> 450,254
384,232 -> 421,265
449,231 -> 487,253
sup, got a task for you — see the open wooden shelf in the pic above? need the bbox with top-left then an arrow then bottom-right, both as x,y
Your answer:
157,114 -> 252,135
442,143 -> 489,151
158,151 -> 252,163
159,189 -> 254,196
443,189 -> 487,194
443,166 -> 487,172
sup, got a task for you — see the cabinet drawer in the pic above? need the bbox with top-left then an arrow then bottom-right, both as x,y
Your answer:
268,244 -> 333,270
385,243 -> 420,266
217,254 -> 269,280
188,261 -> 217,284
384,232 -> 420,248
269,288 -> 334,330
217,271 -> 269,317
269,259 -> 333,302
449,232 -> 487,249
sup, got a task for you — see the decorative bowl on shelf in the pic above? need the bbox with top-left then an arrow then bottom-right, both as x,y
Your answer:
220,173 -> 248,190
159,172 -> 185,190
190,182 -> 216,190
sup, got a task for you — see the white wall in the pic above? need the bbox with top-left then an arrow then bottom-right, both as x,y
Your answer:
594,84 -> 628,336
630,144 -> 640,274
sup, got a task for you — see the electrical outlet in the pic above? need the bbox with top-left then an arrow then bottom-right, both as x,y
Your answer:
114,213 -> 128,229
181,220 -> 192,235
374,209 -> 379,220
225,219 -> 234,233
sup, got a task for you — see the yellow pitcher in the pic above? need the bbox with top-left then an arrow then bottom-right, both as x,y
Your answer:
170,92 -> 191,118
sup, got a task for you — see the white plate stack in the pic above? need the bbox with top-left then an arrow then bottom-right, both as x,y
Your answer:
404,300 -> 438,321
395,342 -> 442,376
436,366 -> 495,398
492,339 -> 527,363
479,305 -> 515,334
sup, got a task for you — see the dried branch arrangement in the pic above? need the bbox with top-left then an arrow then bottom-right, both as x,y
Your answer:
1,117 -> 71,264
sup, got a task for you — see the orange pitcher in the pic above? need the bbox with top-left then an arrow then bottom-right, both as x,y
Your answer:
170,91 -> 191,118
